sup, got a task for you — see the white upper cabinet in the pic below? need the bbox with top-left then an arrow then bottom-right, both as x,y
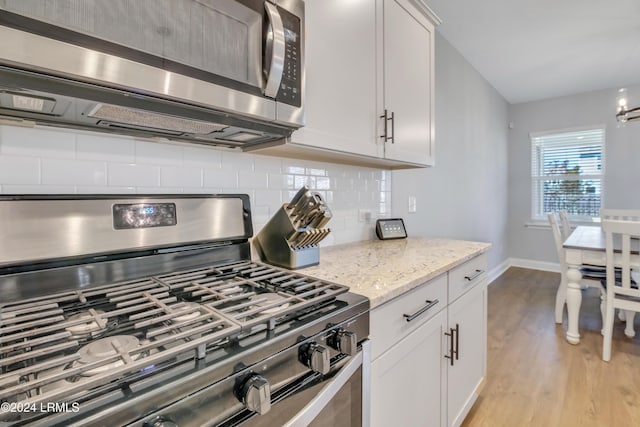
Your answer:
292,0 -> 379,158
380,0 -> 435,165
258,0 -> 439,169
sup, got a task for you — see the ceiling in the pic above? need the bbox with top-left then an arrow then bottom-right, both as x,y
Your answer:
424,0 -> 640,104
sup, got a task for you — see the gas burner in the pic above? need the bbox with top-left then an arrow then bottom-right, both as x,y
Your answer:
65,309 -> 108,338
74,335 -> 142,376
172,302 -> 202,322
249,293 -> 290,315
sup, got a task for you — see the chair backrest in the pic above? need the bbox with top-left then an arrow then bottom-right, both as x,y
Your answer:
548,212 -> 567,271
558,210 -> 571,240
602,218 -> 640,299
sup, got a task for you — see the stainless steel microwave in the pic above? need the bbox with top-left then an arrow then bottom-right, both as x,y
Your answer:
0,0 -> 304,148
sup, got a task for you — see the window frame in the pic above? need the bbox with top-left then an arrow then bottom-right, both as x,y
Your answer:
530,125 -> 605,222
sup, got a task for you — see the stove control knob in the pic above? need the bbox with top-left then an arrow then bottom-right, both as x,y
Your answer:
336,330 -> 357,356
241,375 -> 271,415
303,343 -> 330,375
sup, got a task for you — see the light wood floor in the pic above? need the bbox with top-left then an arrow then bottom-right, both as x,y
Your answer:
462,267 -> 640,427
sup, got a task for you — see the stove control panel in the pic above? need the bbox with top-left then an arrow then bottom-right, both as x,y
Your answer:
300,342 -> 330,375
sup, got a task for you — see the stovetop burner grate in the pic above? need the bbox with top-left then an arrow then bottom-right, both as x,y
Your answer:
0,260 -> 348,416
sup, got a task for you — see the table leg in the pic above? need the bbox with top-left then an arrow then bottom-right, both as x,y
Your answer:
565,264 -> 582,344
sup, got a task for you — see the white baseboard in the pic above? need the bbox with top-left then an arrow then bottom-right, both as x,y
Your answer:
487,259 -> 510,284
488,258 -> 560,283
508,257 -> 560,273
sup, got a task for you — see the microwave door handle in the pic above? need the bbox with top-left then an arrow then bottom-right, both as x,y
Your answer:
263,2 -> 286,98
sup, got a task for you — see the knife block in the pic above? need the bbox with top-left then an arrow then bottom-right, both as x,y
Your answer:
254,204 -> 328,269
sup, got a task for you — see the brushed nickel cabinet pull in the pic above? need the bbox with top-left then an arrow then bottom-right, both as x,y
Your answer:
403,299 -> 439,322
454,323 -> 459,360
444,327 -> 455,366
380,109 -> 389,141
464,269 -> 484,281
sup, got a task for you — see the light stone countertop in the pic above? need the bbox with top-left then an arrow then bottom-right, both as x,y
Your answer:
299,237 -> 491,309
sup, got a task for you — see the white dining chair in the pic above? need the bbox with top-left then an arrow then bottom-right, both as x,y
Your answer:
549,212 -> 605,324
600,209 -> 640,338
601,217 -> 640,361
558,210 -> 572,240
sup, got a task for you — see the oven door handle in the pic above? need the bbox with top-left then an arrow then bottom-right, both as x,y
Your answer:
263,2 -> 286,98
282,342 -> 367,427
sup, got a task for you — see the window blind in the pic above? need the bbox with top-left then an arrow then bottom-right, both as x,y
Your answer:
531,127 -> 605,220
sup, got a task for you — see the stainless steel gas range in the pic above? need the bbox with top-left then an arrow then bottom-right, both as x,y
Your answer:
0,195 -> 370,427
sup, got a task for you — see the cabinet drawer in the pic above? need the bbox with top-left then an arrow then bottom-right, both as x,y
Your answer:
370,273 -> 447,361
449,253 -> 488,303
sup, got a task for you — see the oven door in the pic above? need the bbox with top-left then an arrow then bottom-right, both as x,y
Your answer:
0,0 -> 304,126
243,340 -> 371,427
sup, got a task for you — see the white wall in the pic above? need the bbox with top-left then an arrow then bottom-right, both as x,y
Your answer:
507,83 -> 640,263
0,124 -> 391,246
392,33 -> 510,271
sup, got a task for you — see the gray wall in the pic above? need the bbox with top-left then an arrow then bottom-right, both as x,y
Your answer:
507,84 -> 640,263
392,33 -> 510,272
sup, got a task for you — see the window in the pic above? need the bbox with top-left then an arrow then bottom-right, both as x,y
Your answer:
531,127 -> 604,221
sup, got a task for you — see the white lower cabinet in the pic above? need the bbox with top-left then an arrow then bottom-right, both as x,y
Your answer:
447,279 -> 487,427
371,310 -> 446,427
370,253 -> 488,427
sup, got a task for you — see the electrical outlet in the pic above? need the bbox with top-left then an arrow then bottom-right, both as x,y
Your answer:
408,196 -> 417,213
358,209 -> 372,222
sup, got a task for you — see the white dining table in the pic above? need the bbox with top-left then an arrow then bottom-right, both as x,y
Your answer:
562,225 -> 640,344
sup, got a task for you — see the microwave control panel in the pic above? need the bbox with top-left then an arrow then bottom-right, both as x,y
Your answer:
276,6 -> 301,107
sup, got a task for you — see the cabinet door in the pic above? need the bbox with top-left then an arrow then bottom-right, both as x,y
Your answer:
371,310 -> 446,427
381,0 -> 434,165
447,280 -> 487,427
292,0 -> 379,157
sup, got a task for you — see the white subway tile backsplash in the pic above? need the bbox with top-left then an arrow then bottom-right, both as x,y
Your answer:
0,156 -> 40,184
203,168 -> 238,188
77,133 -> 135,163
184,187 -> 223,194
0,126 -> 75,159
253,190 -> 281,209
137,187 -> 184,194
254,156 -> 282,173
108,163 -> 160,187
3,185 -> 76,194
285,166 -> 305,175
315,177 -> 331,190
268,174 -> 294,190
135,140 -> 184,165
294,175 -> 314,189
77,186 -> 136,194
238,171 -> 269,190
306,167 -> 327,177
221,151 -> 254,171
42,158 -> 107,186
183,146 -> 222,168
0,124 -> 392,247
160,166 -> 202,188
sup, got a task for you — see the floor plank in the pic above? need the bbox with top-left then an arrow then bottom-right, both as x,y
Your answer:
462,267 -> 640,427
